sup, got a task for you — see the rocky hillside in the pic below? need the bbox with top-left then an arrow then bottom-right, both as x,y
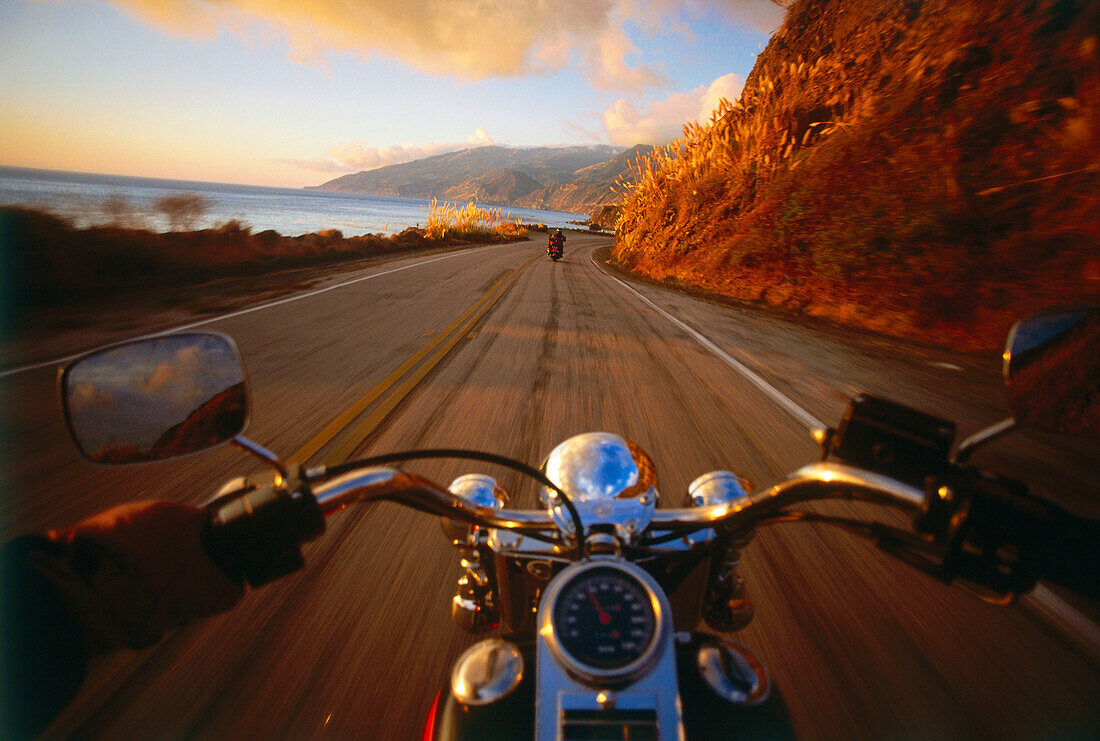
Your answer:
513,144 -> 656,213
313,144 -> 653,214
150,383 -> 247,459
615,0 -> 1099,351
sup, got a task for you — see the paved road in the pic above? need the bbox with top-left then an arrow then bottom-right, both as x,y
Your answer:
2,233 -> 1097,739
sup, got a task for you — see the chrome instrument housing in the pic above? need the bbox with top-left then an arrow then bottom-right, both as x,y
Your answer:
539,560 -> 665,685
536,559 -> 681,739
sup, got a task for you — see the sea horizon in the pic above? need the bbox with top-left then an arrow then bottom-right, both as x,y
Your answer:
0,165 -> 592,237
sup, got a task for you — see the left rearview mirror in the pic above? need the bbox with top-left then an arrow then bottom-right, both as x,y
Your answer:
60,332 -> 249,464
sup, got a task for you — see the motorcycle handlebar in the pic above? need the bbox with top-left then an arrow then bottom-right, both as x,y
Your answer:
207,459 -> 1096,601
312,467 -> 555,531
308,461 -> 927,533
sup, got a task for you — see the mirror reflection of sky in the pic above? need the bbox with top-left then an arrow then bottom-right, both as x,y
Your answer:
1010,311 -> 1087,357
66,334 -> 244,455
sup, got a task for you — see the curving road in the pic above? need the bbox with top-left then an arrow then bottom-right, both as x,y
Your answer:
2,232 -> 1098,739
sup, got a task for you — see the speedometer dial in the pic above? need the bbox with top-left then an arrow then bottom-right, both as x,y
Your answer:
552,566 -> 657,670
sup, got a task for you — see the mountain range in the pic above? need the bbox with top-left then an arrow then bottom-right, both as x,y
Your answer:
311,144 -> 654,215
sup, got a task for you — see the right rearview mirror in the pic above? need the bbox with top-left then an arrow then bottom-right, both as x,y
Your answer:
1003,309 -> 1099,439
60,332 -> 249,464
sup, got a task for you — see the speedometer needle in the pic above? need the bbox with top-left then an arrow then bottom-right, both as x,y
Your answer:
586,588 -> 612,625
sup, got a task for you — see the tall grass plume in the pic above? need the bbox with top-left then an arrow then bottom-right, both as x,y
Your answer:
421,198 -> 526,241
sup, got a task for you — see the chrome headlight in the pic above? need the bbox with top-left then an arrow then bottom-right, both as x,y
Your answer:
540,432 -> 657,506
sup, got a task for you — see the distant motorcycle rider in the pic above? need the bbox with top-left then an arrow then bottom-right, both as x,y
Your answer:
547,229 -> 565,259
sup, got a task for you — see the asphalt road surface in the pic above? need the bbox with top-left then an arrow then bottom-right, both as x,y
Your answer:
2,232 -> 1097,739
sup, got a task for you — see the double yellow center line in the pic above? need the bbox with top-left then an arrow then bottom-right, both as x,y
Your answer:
291,254 -> 539,466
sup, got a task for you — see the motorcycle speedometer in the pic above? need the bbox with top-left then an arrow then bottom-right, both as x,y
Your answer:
545,563 -> 661,683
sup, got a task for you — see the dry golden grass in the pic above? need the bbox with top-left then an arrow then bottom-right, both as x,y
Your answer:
421,198 -> 527,241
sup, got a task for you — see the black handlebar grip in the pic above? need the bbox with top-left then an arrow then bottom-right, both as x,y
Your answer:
203,485 -> 324,587
945,468 -> 1100,601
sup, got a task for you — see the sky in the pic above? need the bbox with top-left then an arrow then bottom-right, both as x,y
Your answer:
0,1 -> 785,188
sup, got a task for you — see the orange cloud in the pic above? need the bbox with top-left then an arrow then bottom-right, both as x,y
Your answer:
99,1 -> 780,90
634,0 -> 786,35
106,0 -> 614,82
586,26 -> 667,91
603,72 -> 744,145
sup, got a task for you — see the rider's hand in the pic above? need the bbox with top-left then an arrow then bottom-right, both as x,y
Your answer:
45,501 -> 244,651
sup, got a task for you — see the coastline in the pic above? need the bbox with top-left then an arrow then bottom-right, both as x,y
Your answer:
0,206 -> 533,370
0,165 -> 591,237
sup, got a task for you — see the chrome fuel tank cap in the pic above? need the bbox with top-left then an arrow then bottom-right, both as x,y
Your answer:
451,639 -> 524,706
697,639 -> 771,705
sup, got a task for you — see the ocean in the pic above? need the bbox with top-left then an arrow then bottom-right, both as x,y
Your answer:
0,166 -> 591,237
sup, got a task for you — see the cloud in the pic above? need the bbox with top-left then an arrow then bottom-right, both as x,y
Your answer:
111,0 -> 224,38
276,158 -> 345,174
603,72 -> 743,145
282,129 -> 498,173
132,342 -> 239,406
68,382 -> 116,413
100,1 -> 780,91
586,26 -> 667,91
136,345 -> 204,403
714,0 -> 787,33
105,0 -> 619,84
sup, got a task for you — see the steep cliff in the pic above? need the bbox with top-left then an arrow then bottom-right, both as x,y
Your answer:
615,0 -> 1099,350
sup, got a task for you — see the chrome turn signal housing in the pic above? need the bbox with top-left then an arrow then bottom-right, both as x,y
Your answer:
686,470 -> 752,508
441,474 -> 509,545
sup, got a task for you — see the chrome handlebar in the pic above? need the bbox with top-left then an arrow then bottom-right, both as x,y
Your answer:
312,467 -> 556,530
652,462 -> 926,530
309,462 -> 927,537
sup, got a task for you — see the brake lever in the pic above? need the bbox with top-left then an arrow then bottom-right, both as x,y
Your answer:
870,520 -> 1029,604
869,523 -> 947,578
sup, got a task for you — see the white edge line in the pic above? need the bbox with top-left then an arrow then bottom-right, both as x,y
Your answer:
0,247 -> 494,380
603,272 -> 824,431
1026,585 -> 1100,662
594,250 -> 1100,643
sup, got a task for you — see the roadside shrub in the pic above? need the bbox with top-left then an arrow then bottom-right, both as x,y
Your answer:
218,219 -> 252,236
156,192 -> 211,232
100,194 -> 147,229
